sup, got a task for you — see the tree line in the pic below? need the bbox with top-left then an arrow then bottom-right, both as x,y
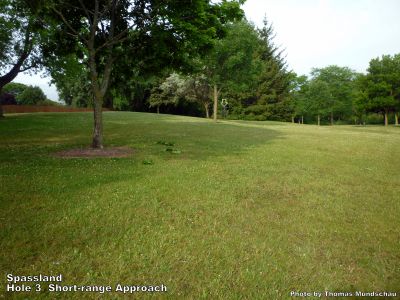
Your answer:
47,18 -> 400,127
290,55 -> 400,126
1,1 -> 399,148
0,82 -> 58,106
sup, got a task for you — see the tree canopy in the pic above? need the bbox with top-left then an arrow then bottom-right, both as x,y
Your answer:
360,54 -> 400,125
0,0 -> 45,116
42,0 -> 244,147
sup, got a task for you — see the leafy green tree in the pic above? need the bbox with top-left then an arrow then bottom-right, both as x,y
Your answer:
180,74 -> 212,118
352,74 -> 369,125
0,0 -> 44,116
310,66 -> 357,125
46,53 -> 91,107
307,80 -> 332,125
203,20 -> 258,121
149,73 -> 185,114
46,0 -> 244,148
288,74 -> 308,123
362,54 -> 400,126
16,85 -> 47,105
2,82 -> 28,97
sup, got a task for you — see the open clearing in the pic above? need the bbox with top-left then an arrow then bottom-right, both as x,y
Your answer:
0,112 -> 399,299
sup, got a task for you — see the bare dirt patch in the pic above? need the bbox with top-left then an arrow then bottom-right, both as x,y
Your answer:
54,147 -> 134,158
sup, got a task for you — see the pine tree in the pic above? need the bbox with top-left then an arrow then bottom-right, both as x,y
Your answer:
254,18 -> 291,120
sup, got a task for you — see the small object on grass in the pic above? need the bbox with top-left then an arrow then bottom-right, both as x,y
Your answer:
165,148 -> 181,154
156,141 -> 175,146
142,159 -> 154,165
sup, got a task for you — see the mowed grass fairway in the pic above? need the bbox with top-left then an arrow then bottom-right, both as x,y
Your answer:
0,112 -> 399,299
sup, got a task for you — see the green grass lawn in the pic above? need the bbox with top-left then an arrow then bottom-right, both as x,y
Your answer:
1,112 -> 399,299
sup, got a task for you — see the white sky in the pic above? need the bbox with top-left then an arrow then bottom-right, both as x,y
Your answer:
243,0 -> 400,75
13,0 -> 400,101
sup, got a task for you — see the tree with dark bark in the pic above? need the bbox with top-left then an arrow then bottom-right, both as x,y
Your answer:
0,0 -> 44,117
46,0 -> 244,148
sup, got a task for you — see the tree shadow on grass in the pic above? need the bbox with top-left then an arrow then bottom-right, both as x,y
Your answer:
103,118 -> 283,162
0,114 -> 287,291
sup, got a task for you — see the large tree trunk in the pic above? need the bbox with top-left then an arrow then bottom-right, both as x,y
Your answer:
291,116 -> 294,123
301,115 -> 304,124
92,98 -> 103,148
395,112 -> 398,126
157,105 -> 160,114
213,84 -> 218,122
384,111 -> 388,126
88,53 -> 106,149
205,103 -> 210,119
87,0 -> 115,149
330,112 -> 334,125
317,114 -> 320,126
0,86 -> 4,118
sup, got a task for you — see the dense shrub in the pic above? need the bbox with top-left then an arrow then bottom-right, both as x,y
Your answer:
0,92 -> 17,105
17,86 -> 47,105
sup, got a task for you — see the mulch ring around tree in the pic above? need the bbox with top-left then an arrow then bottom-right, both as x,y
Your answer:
54,146 -> 134,158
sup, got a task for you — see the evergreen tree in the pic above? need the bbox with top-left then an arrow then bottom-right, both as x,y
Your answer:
254,18 -> 291,121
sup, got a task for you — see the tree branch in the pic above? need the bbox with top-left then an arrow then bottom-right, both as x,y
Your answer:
52,7 -> 88,44
19,60 -> 40,72
0,22 -> 34,86
77,0 -> 93,24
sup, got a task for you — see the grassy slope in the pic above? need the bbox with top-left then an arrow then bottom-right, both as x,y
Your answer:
0,112 -> 399,299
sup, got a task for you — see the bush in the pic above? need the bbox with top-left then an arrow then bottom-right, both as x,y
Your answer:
0,92 -> 17,105
3,82 -> 28,97
17,86 -> 47,105
365,113 -> 384,125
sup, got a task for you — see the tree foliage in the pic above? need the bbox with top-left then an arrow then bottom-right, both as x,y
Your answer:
2,82 -> 28,97
253,18 -> 291,120
181,74 -> 213,118
308,65 -> 357,124
0,0 -> 45,116
17,85 -> 47,105
201,20 -> 262,120
1,82 -> 47,105
288,73 -> 308,123
46,53 -> 92,107
359,54 -> 400,125
149,73 -> 184,113
43,0 -> 244,147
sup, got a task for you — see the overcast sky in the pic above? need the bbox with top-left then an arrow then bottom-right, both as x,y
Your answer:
14,0 -> 400,101
243,0 -> 400,74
